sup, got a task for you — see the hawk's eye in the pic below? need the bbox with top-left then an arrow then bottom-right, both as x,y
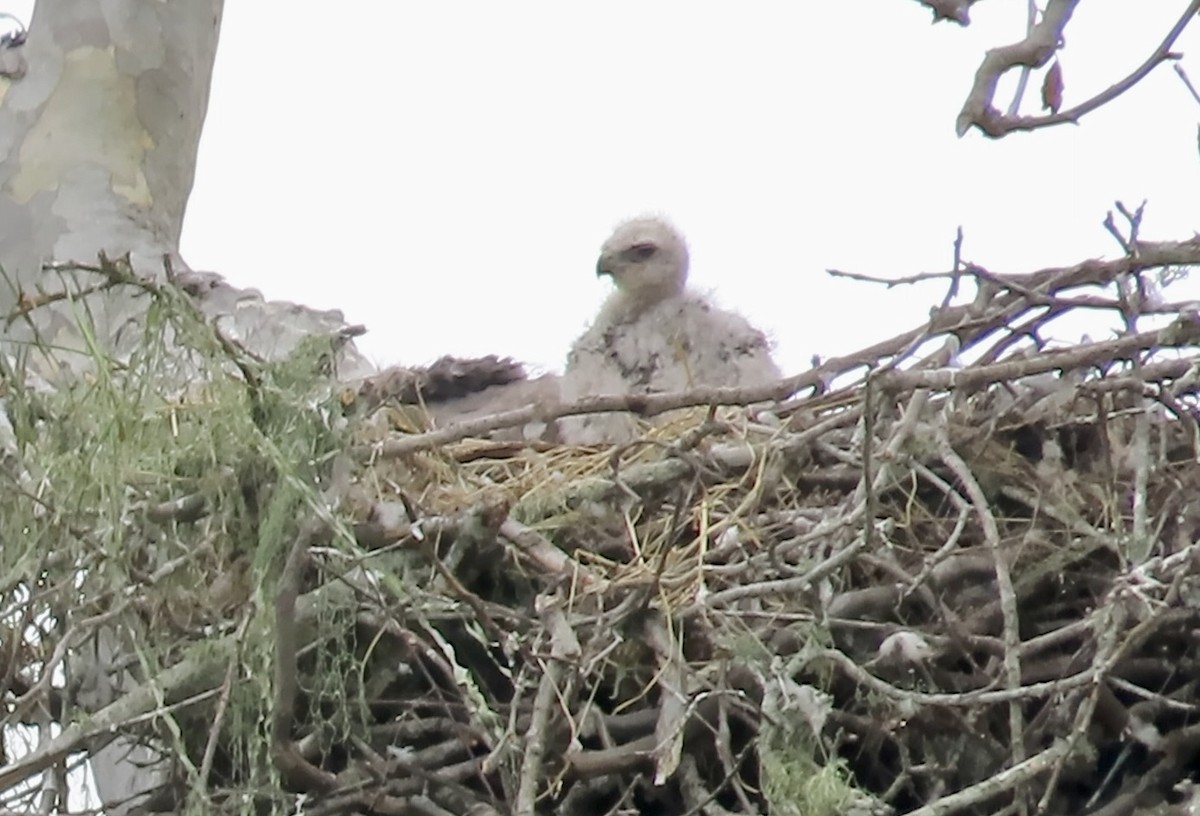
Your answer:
626,243 -> 658,262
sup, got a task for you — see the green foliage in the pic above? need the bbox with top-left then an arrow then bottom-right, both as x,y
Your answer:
0,271 -> 367,814
711,623 -> 865,816
756,668 -> 861,816
762,753 -> 858,816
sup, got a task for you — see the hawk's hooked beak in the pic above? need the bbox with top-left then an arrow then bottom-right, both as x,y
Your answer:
596,257 -> 614,279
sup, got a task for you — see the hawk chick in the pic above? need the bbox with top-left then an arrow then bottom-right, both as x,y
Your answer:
561,216 -> 780,444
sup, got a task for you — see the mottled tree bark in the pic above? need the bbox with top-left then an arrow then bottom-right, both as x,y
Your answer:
0,2 -> 218,369
0,0 -> 371,378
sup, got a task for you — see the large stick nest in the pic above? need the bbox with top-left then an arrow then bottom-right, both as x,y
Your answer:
3,237 -> 1200,816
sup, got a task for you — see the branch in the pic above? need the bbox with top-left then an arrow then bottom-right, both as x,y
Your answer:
1004,0 -> 1041,116
0,639 -> 228,793
906,742 -> 1073,816
364,381 -> 809,458
936,427 -> 1025,769
644,615 -> 688,785
955,0 -> 1079,136
272,520 -> 338,793
956,0 -> 1200,137
877,317 -> 1200,393
514,596 -> 580,816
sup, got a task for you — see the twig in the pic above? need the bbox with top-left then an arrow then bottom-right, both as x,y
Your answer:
197,611 -> 252,798
906,742 -> 1073,816
826,267 -> 954,287
500,518 -> 610,592
936,426 -> 1026,770
272,519 -> 337,792
514,632 -> 561,816
643,615 -> 688,784
693,527 -> 867,614
942,225 -> 966,310
814,647 -> 1095,707
1107,204 -> 1155,562
877,318 -> 1200,393
1005,0 -> 1041,116
0,637 -> 231,793
1175,62 -> 1200,106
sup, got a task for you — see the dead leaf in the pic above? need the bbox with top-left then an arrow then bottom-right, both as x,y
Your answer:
1042,61 -> 1064,114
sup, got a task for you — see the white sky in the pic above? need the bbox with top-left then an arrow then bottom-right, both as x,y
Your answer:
4,3 -> 1200,377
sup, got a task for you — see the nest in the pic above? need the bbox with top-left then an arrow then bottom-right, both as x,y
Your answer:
3,238 -> 1200,816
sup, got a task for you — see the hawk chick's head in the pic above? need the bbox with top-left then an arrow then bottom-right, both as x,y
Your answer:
596,216 -> 689,307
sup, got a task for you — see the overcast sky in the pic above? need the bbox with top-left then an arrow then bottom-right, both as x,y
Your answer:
4,3 -> 1199,377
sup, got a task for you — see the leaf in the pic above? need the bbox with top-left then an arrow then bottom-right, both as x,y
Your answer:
1042,61 -> 1064,114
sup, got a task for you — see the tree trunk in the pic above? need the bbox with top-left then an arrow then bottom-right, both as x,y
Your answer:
0,2 -> 216,366
0,4 -> 228,810
0,3 -> 368,812
0,0 -> 372,379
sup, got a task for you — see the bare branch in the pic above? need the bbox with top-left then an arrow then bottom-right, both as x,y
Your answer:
956,0 -> 1080,136
957,0 -> 1200,137
1005,0 -> 1041,116
272,520 -> 338,793
1174,62 -> 1200,106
